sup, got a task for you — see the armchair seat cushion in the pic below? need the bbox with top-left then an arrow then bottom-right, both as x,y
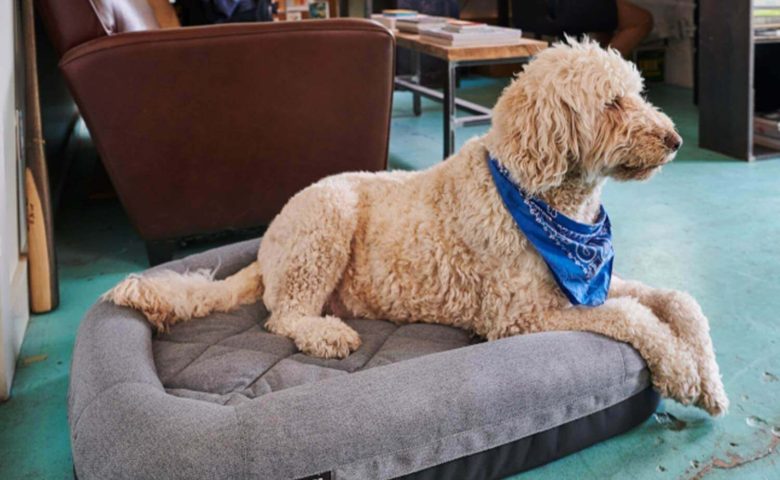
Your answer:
69,239 -> 659,480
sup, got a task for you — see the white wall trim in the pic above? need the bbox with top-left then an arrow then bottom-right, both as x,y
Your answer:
0,0 -> 31,400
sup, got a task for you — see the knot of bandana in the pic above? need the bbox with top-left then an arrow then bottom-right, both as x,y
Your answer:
486,155 -> 614,306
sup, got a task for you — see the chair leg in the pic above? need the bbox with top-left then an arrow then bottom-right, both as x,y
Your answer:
145,240 -> 176,266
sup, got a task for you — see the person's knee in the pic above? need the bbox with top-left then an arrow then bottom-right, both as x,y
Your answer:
636,6 -> 654,35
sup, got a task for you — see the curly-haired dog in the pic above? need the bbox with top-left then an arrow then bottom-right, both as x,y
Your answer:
106,38 -> 728,416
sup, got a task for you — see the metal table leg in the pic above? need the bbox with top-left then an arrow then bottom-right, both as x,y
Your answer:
412,50 -> 422,116
394,48 -> 531,160
443,62 -> 457,158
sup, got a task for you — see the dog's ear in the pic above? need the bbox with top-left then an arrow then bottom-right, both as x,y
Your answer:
485,77 -> 578,194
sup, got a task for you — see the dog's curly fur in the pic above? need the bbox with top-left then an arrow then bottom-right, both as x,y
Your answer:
105,38 -> 728,416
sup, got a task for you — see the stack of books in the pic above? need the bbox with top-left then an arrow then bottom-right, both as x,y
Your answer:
382,9 -> 418,17
755,112 -> 780,150
372,9 -> 419,29
396,15 -> 448,33
372,11 -> 448,31
421,20 -> 523,47
755,3 -> 780,34
755,28 -> 780,38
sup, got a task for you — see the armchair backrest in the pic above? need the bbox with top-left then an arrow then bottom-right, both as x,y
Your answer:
36,0 -> 161,55
34,12 -> 394,243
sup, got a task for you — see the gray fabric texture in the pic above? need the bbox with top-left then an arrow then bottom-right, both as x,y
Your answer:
69,238 -> 652,480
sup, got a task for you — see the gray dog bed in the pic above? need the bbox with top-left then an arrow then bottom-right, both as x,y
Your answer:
69,238 -> 659,480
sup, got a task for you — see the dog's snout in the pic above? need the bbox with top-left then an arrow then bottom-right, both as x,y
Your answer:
664,132 -> 682,152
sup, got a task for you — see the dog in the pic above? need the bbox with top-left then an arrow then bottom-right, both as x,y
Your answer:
105,38 -> 728,416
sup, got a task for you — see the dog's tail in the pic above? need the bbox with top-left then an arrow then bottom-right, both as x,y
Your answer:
102,261 -> 263,332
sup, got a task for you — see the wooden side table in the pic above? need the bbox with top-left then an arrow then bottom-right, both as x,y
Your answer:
394,31 -> 547,158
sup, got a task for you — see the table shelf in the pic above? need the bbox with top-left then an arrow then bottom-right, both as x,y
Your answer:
754,35 -> 780,44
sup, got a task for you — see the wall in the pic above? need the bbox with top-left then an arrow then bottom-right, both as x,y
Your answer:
0,0 -> 31,400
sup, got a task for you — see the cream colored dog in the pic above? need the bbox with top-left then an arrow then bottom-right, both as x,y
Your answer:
106,39 -> 728,416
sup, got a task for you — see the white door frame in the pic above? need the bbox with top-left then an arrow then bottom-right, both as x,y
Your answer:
0,0 -> 31,400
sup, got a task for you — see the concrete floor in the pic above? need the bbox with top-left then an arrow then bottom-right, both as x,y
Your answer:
1,77 -> 780,479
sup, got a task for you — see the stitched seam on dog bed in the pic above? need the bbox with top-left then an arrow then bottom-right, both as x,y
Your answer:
71,381 -> 162,434
167,346 -> 289,392
153,339 -> 213,346
389,327 -> 471,344
240,354 -> 297,394
155,338 -> 291,356
164,388 -> 252,405
156,341 -> 290,357
256,363 -> 348,393
351,325 -> 402,371
156,331 -> 630,405
159,324 -> 465,400
335,375 -> 649,478
162,343 -> 215,381
214,322 -> 265,346
232,405 -> 250,480
154,311 -> 260,347
162,337 -> 463,400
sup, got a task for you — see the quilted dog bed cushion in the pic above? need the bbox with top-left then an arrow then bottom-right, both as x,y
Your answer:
69,239 -> 659,480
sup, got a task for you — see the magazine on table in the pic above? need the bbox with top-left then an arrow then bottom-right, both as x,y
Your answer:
421,25 -> 524,47
755,112 -> 780,140
755,28 -> 780,37
442,19 -> 488,33
381,9 -> 418,17
755,133 -> 780,150
754,6 -> 780,27
395,15 -> 448,33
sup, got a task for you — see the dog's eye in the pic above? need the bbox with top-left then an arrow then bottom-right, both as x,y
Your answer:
606,98 -> 621,110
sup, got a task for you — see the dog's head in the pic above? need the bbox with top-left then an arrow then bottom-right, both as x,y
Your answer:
485,37 -> 681,194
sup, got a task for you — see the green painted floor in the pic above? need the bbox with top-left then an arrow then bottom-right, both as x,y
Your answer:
2,77 -> 780,479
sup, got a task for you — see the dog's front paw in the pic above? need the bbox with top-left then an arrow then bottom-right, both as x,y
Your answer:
650,344 -> 702,407
654,373 -> 701,408
697,377 -> 729,417
293,316 -> 362,359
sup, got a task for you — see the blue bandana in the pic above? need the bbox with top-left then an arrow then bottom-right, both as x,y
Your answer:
486,156 -> 614,306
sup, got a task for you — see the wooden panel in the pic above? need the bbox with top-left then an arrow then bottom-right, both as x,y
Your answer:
395,31 -> 547,62
698,0 -> 753,160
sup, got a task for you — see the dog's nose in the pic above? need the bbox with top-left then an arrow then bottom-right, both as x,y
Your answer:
664,132 -> 682,151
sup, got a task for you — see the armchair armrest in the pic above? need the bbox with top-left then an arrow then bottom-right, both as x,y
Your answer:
59,20 -> 395,240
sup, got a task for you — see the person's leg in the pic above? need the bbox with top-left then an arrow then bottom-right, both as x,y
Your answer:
610,0 -> 653,57
590,31 -> 613,49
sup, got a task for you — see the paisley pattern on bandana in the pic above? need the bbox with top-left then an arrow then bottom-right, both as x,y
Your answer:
487,155 -> 614,306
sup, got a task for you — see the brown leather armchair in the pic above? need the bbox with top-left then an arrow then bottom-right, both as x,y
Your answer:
36,0 -> 395,264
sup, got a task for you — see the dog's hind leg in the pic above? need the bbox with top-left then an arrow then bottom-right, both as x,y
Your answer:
104,260 -> 263,331
259,178 -> 362,359
609,277 -> 728,416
